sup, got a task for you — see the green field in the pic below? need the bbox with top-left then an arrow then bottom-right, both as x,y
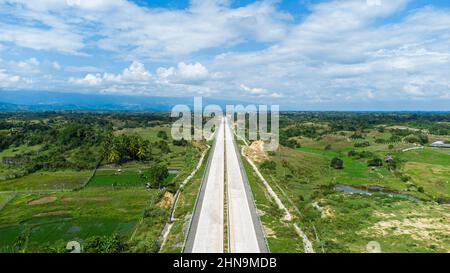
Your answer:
0,170 -> 92,192
305,192 -> 450,253
0,144 -> 43,159
0,113 -> 204,253
250,116 -> 450,253
89,168 -> 176,188
0,188 -> 166,252
115,126 -> 171,142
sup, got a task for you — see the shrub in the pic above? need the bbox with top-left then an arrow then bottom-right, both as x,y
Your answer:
260,160 -> 277,171
368,158 -> 383,167
330,157 -> 344,169
157,130 -> 168,140
354,141 -> 370,148
83,234 -> 126,253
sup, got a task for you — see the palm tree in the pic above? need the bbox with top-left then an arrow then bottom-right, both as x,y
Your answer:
108,147 -> 120,164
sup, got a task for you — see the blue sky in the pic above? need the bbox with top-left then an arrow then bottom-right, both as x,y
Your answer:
0,0 -> 450,110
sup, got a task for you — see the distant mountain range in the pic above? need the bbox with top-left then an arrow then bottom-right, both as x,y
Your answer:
0,90 -> 250,112
1,90 -> 449,112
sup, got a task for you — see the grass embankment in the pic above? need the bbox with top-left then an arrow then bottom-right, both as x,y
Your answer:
160,149 -> 210,253
242,159 -> 304,253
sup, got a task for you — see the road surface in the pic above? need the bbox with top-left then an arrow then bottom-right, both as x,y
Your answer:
184,117 -> 267,253
184,118 -> 225,253
225,117 -> 268,253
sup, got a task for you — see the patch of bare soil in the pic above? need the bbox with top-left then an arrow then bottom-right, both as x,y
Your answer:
264,226 -> 276,237
362,206 -> 450,245
158,191 -> 174,209
312,201 -> 335,218
244,140 -> 269,163
61,196 -> 111,202
28,196 -> 57,206
192,141 -> 207,151
34,210 -> 71,217
365,218 -> 449,242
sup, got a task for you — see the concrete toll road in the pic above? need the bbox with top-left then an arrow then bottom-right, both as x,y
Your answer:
224,117 -> 268,253
184,118 -> 225,253
184,117 -> 267,253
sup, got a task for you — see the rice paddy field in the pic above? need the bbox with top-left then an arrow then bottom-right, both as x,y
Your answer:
0,171 -> 92,192
0,116 -> 202,253
0,188 -> 165,252
89,168 -> 177,188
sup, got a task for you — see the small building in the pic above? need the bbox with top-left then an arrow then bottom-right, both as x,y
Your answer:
430,141 -> 450,149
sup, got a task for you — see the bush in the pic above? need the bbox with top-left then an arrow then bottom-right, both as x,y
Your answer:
354,141 -> 370,148
157,130 -> 168,140
149,164 -> 169,189
330,157 -> 344,169
260,160 -> 277,171
143,206 -> 166,218
173,138 -> 188,146
368,158 -> 383,167
83,234 -> 126,253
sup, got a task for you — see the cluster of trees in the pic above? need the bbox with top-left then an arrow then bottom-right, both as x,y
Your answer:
348,150 -> 375,159
104,135 -> 152,164
279,133 -> 301,149
389,129 -> 429,144
0,117 -> 110,173
280,112 -> 450,136
354,141 -> 370,148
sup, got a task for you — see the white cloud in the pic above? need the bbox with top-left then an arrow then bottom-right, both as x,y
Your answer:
0,69 -> 21,84
211,0 -> 450,104
157,62 -> 209,84
240,84 -> 267,95
1,57 -> 42,75
65,66 -> 103,73
52,61 -> 61,70
0,0 -> 290,57
69,61 -> 151,86
1,0 -> 450,107
69,73 -> 103,86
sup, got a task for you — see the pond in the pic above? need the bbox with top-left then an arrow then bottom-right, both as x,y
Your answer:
334,184 -> 421,202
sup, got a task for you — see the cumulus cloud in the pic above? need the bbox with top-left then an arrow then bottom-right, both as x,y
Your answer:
69,61 -> 152,86
52,61 -> 61,70
0,0 -> 290,57
240,84 -> 267,95
212,0 -> 450,104
1,0 -> 450,108
0,69 -> 21,85
157,62 -> 209,84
